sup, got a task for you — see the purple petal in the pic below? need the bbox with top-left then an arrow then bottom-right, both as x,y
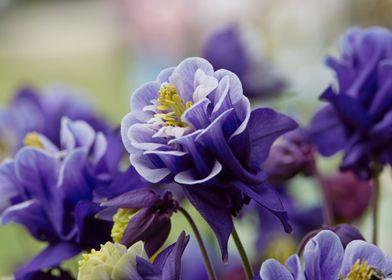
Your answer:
183,186 -> 233,261
101,188 -> 160,209
130,81 -> 160,122
304,230 -> 343,280
14,242 -> 81,279
260,259 -> 294,280
309,104 -> 347,156
248,107 -> 298,165
129,152 -> 171,183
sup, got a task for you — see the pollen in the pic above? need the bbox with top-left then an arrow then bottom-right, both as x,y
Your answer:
155,83 -> 192,127
111,208 -> 136,243
23,132 -> 44,149
78,242 -> 125,269
344,259 -> 376,280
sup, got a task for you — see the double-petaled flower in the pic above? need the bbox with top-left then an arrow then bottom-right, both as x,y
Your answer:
121,57 -> 297,260
77,232 -> 189,280
0,118 -> 146,279
259,230 -> 392,279
310,27 -> 392,179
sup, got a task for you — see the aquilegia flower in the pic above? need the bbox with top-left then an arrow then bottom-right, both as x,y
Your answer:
0,118 -> 146,279
203,25 -> 287,99
0,85 -> 108,156
259,230 -> 392,279
98,188 -> 179,257
309,27 -> 392,179
121,57 -> 297,260
263,128 -> 316,184
77,232 -> 189,280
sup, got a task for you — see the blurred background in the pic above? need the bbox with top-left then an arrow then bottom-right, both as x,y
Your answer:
0,0 -> 391,277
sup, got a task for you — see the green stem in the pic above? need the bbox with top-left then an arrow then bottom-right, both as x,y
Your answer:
372,160 -> 381,245
178,207 -> 217,280
232,225 -> 253,280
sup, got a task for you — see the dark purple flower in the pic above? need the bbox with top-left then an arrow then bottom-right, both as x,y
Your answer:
0,119 -> 146,279
322,171 -> 373,221
0,85 -> 108,156
99,188 -> 179,257
309,27 -> 392,179
263,128 -> 316,184
121,57 -> 297,260
259,230 -> 392,279
203,25 -> 287,99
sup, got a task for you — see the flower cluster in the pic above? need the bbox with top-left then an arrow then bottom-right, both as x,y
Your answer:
0,24 -> 391,280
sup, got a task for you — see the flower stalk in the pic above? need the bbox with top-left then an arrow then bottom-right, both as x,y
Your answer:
232,225 -> 253,280
372,159 -> 382,245
178,207 -> 217,280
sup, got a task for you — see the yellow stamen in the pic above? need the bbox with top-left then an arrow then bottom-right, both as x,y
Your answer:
155,83 -> 192,127
23,132 -> 44,149
111,208 -> 137,243
344,259 -> 376,280
78,242 -> 125,269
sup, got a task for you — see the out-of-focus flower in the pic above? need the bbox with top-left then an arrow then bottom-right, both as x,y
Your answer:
99,188 -> 179,257
77,232 -> 189,280
0,118 -> 146,279
259,230 -> 392,279
322,171 -> 373,222
332,224 -> 365,249
0,86 -> 108,157
121,57 -> 297,260
310,27 -> 392,179
263,128 -> 316,184
203,25 -> 287,99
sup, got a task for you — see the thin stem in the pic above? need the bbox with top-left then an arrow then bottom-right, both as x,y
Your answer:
232,225 -> 253,280
178,207 -> 217,280
372,160 -> 382,245
314,169 -> 334,227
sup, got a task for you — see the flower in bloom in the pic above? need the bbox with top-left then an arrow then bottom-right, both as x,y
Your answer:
0,118 -> 146,279
259,230 -> 392,279
0,85 -> 108,157
98,188 -> 179,257
121,57 -> 297,260
309,27 -> 392,179
77,232 -> 189,280
203,25 -> 287,99
263,128 -> 316,184
322,171 -> 373,222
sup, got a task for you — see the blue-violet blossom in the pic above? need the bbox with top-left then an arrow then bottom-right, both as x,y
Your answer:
310,27 -> 392,179
121,57 -> 297,260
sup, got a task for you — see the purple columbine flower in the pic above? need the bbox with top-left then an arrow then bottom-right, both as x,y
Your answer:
0,85 -> 108,156
121,57 -> 297,260
309,27 -> 392,179
263,128 -> 316,184
203,25 -> 287,99
0,118 -> 146,279
98,188 -> 179,257
259,230 -> 392,279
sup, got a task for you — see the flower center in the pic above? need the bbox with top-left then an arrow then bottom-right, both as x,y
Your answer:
344,260 -> 385,280
23,132 -> 44,149
155,83 -> 192,127
111,208 -> 137,243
